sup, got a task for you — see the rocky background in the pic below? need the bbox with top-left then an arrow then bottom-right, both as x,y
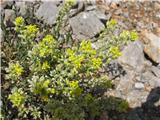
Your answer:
1,0 -> 160,120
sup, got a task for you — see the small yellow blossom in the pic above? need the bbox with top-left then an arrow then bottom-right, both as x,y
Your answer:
91,57 -> 102,69
80,40 -> 96,55
109,46 -> 122,59
42,61 -> 50,71
15,16 -> 24,26
130,31 -> 138,41
10,62 -> 23,77
107,19 -> 117,28
26,25 -> 39,35
8,88 -> 25,107
65,0 -> 76,4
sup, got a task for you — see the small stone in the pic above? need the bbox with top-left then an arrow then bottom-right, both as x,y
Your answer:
4,9 -> 16,27
135,82 -> 144,89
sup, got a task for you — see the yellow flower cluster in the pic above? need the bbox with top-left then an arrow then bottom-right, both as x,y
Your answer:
106,19 -> 117,29
66,48 -> 84,69
80,40 -> 96,55
8,88 -> 25,107
15,16 -> 24,26
26,25 -> 39,35
109,46 -> 122,59
41,61 -> 50,71
120,30 -> 138,41
8,62 -> 23,78
91,58 -> 102,69
66,80 -> 83,97
32,35 -> 56,58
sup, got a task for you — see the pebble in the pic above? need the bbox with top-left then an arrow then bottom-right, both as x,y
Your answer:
135,82 -> 144,89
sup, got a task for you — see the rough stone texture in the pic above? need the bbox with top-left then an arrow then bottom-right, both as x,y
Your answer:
69,12 -> 104,40
142,71 -> 160,88
142,31 -> 160,63
0,28 -> 4,42
1,1 -> 13,9
151,66 -> 160,78
88,9 -> 109,21
15,1 -> 28,17
35,2 -> 60,25
135,82 -> 144,89
118,41 -> 147,72
126,90 -> 149,108
4,9 -> 16,27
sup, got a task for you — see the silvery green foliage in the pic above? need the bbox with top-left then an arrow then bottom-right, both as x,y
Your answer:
2,1 -> 130,119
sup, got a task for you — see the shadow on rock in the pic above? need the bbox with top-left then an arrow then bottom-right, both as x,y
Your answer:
109,87 -> 160,120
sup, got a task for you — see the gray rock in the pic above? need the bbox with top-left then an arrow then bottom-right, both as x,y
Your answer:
0,28 -> 4,42
151,66 -> 160,78
116,71 -> 136,95
1,1 -> 14,9
15,1 -> 28,17
35,2 -> 60,25
69,12 -> 104,40
126,90 -> 148,107
88,10 -> 109,21
118,41 -> 146,72
142,32 -> 160,63
135,82 -> 144,89
142,71 -> 160,88
4,9 -> 16,27
86,5 -> 97,11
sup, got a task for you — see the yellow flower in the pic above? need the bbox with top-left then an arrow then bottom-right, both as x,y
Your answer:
8,88 -> 25,107
42,61 -> 50,71
109,46 -> 122,59
65,0 -> 76,4
11,62 -> 23,77
110,19 -> 117,26
130,31 -> 138,41
91,57 -> 102,69
107,19 -> 117,28
66,48 -> 75,56
26,24 -> 38,35
15,16 -> 24,26
120,30 -> 130,38
80,40 -> 96,55
42,35 -> 55,45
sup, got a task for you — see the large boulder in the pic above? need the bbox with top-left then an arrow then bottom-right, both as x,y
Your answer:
35,2 -> 60,25
69,12 -> 105,40
118,40 -> 150,72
